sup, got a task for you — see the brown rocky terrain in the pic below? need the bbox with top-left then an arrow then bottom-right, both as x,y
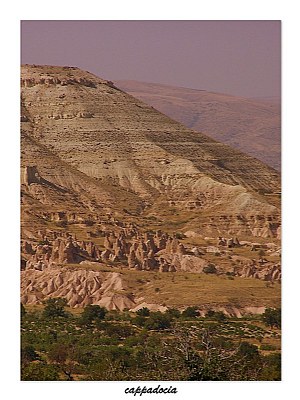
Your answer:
116,80 -> 281,170
20,64 -> 281,311
21,265 -> 278,316
21,225 -> 281,312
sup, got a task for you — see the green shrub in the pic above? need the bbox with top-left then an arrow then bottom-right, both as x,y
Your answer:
182,306 -> 200,319
80,305 -> 107,325
261,308 -> 281,328
104,324 -> 135,339
132,315 -> 147,327
48,343 -> 68,364
136,307 -> 150,317
166,308 -> 181,318
205,310 -> 227,322
203,264 -> 217,274
21,363 -> 60,381
42,298 -> 68,319
21,345 -> 40,364
238,342 -> 259,359
259,353 -> 281,380
144,312 -> 172,331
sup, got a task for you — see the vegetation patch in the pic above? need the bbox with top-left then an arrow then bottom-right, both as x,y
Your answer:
21,300 -> 281,381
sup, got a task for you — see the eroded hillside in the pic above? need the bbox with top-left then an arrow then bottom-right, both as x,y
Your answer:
21,65 -> 281,311
116,80 -> 281,170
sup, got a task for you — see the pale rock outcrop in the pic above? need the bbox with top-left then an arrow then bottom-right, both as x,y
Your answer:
237,263 -> 281,282
21,268 -> 135,310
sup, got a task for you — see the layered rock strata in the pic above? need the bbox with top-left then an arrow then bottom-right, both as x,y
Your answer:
21,65 -> 280,239
116,80 -> 281,170
20,65 -> 281,309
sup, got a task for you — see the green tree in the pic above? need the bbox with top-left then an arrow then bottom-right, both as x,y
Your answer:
144,312 -> 172,331
262,308 -> 281,328
103,323 -> 135,339
132,315 -> 147,327
259,353 -> 281,380
21,363 -> 59,381
21,345 -> 40,364
42,298 -> 68,318
172,328 -> 263,381
166,307 -> 181,318
48,343 -> 75,380
205,310 -> 227,322
80,305 -> 107,325
206,310 -> 216,318
182,306 -> 200,319
48,343 -> 68,364
136,307 -> 150,317
238,342 -> 259,359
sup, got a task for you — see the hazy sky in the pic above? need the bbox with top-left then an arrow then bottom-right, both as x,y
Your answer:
21,20 -> 281,98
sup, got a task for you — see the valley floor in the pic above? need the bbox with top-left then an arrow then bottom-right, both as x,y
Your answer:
21,304 -> 281,381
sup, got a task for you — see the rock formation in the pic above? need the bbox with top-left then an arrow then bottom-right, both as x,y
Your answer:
21,64 -> 280,238
23,166 -> 42,185
115,80 -> 281,170
21,268 -> 135,310
20,64 -> 281,309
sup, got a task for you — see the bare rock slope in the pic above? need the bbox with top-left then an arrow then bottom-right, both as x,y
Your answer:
21,65 -> 281,310
21,268 -> 135,310
21,65 -> 280,234
116,80 -> 281,171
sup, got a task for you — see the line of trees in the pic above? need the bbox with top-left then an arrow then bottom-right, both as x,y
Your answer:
21,299 -> 281,381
